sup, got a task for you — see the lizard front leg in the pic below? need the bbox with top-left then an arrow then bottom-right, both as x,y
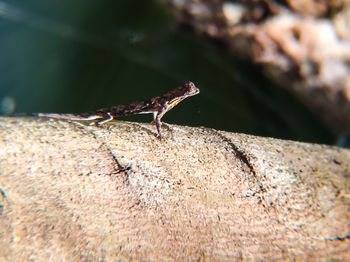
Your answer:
154,113 -> 163,138
154,107 -> 168,138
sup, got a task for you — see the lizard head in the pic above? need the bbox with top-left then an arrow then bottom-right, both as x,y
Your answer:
165,82 -> 200,111
182,82 -> 200,97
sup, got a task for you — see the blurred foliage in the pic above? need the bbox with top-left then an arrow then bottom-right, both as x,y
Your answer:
0,0 -> 333,144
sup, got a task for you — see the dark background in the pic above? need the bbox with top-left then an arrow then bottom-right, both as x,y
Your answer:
0,0 -> 334,144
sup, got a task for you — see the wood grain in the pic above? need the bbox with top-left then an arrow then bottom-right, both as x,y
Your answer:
0,117 -> 349,261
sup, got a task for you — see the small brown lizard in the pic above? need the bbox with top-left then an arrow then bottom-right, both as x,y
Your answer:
37,82 -> 200,137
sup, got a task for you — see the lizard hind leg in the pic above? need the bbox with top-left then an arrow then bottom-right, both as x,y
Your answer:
94,112 -> 114,126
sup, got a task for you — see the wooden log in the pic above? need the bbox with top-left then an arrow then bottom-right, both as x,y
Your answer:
0,117 -> 349,261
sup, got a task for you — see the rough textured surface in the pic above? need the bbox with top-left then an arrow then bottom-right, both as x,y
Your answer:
161,0 -> 350,136
0,117 -> 349,261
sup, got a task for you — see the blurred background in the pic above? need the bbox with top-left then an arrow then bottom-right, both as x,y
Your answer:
0,0 -> 335,144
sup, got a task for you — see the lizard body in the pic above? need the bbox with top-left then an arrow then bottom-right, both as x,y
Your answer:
38,82 -> 199,137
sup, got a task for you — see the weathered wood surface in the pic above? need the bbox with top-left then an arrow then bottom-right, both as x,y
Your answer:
161,0 -> 350,136
0,117 -> 349,261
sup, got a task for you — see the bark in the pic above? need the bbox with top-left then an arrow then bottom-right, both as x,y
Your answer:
161,0 -> 350,136
0,117 -> 349,261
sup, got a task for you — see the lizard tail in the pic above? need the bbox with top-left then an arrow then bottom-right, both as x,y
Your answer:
37,113 -> 101,121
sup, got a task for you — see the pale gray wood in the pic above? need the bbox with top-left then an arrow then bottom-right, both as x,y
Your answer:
0,117 -> 349,261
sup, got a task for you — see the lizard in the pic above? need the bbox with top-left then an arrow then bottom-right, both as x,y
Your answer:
37,82 -> 200,138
